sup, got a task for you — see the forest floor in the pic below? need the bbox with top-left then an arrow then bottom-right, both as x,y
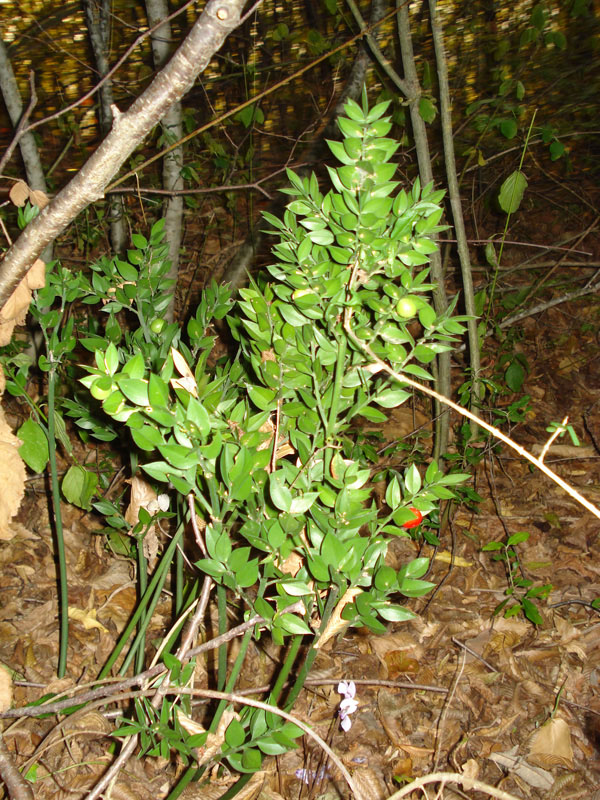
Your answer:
1,175 -> 600,800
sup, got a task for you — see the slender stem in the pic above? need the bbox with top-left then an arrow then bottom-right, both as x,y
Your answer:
97,524 -> 184,680
284,587 -> 339,710
174,540 -> 183,616
134,539 -> 147,674
324,331 -> 347,476
210,628 -> 254,732
47,358 -> 68,678
268,634 -> 303,707
217,584 -> 228,691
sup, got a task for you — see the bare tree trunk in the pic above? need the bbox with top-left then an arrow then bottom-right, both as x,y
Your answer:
0,0 -> 248,310
145,0 -> 184,322
83,0 -> 127,254
429,0 -> 482,433
396,0 -> 451,459
0,35 -> 53,262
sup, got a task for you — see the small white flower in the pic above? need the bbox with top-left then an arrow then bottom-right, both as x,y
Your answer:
337,680 -> 358,731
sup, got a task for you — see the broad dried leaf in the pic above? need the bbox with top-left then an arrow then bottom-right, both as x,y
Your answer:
528,717 -> 574,768
434,551 -> 473,567
171,347 -> 194,379
124,476 -> 158,526
9,180 -> 29,206
0,409 -> 26,539
124,476 -> 162,563
0,258 -> 46,345
0,665 -> 12,711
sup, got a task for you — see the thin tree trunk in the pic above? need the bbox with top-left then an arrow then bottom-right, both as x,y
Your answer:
146,0 -> 184,322
0,36 -> 53,262
83,0 -> 127,255
429,0 -> 482,432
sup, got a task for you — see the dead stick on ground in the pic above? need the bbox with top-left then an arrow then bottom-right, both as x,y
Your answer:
386,771 -> 523,800
0,734 -> 33,800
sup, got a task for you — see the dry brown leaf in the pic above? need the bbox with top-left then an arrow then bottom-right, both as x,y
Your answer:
9,180 -> 29,206
314,587 -> 361,649
0,408 -> 26,540
0,665 -> 13,711
68,605 -> 109,633
461,758 -> 479,781
349,767 -> 387,800
369,633 -> 421,678
0,257 -> 46,345
29,188 -> 50,209
124,476 -> 169,563
528,716 -> 574,768
433,551 -> 473,567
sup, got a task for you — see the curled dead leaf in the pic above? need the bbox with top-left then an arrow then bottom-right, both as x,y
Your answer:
68,606 -> 109,633
0,408 -> 26,539
314,587 -> 361,649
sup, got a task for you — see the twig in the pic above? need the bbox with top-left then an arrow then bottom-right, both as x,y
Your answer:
0,734 -> 34,800
386,771 -> 524,800
343,317 -> 600,522
433,651 -> 465,771
451,638 -> 498,673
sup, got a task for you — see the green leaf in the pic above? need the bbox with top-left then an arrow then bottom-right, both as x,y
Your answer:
499,119 -> 518,139
418,97 -> 436,123
377,604 -> 416,622
117,378 -> 149,406
505,360 -> 525,392
269,473 -> 292,512
247,385 -> 277,411
225,719 -> 246,748
404,463 -> 422,495
507,531 -> 529,546
275,613 -> 312,635
18,419 -> 49,473
374,389 -> 410,408
522,598 -> 544,625
186,398 -> 210,437
148,374 -> 170,407
62,465 -> 98,510
498,171 -> 528,214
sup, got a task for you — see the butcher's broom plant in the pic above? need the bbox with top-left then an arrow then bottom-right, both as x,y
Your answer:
24,91 -> 471,783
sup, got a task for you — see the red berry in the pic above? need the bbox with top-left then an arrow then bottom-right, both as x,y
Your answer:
402,508 -> 423,529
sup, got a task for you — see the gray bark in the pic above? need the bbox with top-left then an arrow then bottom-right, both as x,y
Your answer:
429,0 -> 482,429
146,0 -> 184,322
83,0 -> 127,254
0,0 -> 247,310
396,0 -> 451,458
0,35 -> 53,262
